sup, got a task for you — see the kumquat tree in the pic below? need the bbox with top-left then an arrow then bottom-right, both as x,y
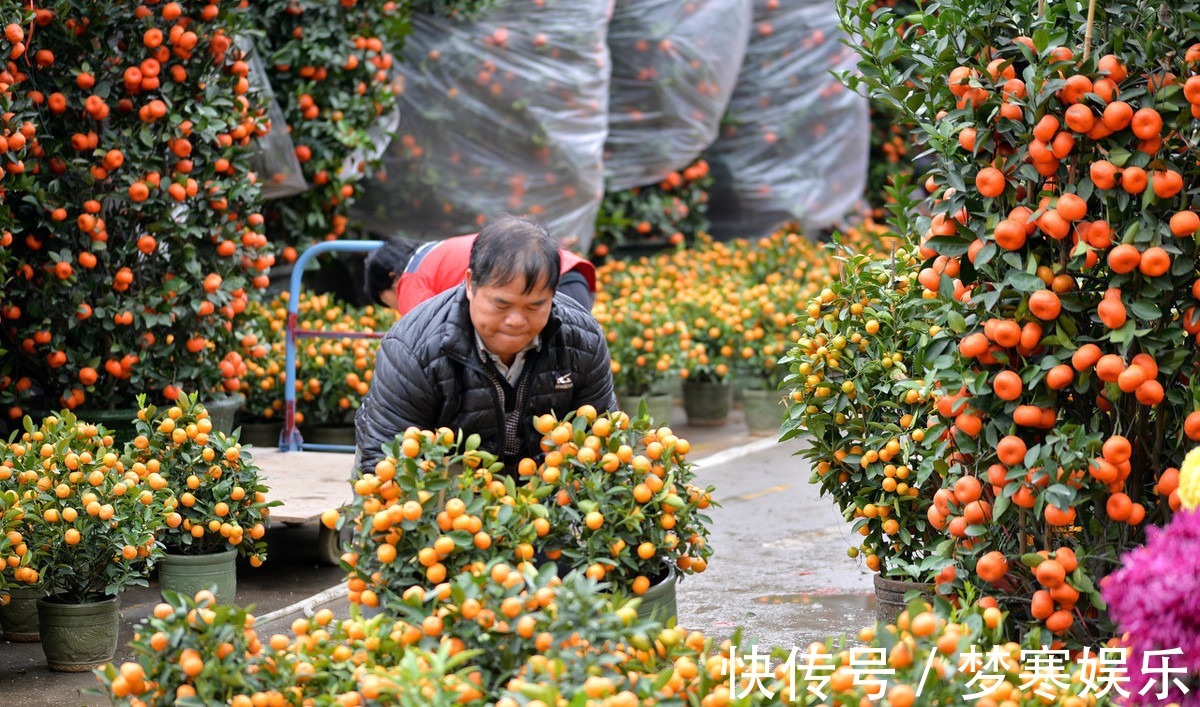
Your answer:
837,0 -> 1200,645
1,1 -> 270,417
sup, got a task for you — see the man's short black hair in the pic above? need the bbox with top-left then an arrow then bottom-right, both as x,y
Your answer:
469,215 -> 560,294
363,237 -> 419,305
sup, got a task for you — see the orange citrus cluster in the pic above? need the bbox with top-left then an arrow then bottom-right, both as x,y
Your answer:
98,583 -> 1116,705
0,410 -> 173,601
595,222 -> 895,393
124,393 -> 274,564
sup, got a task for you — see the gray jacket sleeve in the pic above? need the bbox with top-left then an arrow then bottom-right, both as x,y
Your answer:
354,334 -> 439,474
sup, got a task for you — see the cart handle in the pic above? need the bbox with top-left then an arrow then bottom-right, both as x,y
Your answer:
281,240 -> 386,453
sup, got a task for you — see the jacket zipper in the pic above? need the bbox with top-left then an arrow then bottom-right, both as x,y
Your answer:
463,345 -> 540,460
480,363 -> 509,444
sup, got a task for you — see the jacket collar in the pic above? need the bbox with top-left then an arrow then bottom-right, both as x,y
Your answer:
442,285 -> 563,366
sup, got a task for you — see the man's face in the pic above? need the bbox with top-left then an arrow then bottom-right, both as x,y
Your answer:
378,282 -> 398,310
465,270 -> 553,364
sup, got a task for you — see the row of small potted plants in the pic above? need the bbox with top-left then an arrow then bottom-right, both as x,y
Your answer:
594,221 -> 897,430
0,393 -> 273,671
94,583 -> 1139,705
220,222 -> 887,440
233,291 -> 397,438
343,405 -> 714,603
88,412 -> 1150,705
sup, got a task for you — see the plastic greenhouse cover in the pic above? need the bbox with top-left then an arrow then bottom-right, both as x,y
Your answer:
352,0 -> 614,251
604,0 -> 752,192
243,39 -> 308,201
705,0 -> 868,239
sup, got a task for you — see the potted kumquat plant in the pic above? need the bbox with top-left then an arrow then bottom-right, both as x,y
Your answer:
592,284 -> 681,425
335,426 -> 546,611
123,392 -> 275,604
2,1 -> 270,431
528,405 -> 715,621
94,588 -> 267,704
677,303 -> 737,427
833,0 -> 1200,647
783,215 -> 965,618
0,484 -> 39,642
734,280 -> 804,435
1,411 -> 171,671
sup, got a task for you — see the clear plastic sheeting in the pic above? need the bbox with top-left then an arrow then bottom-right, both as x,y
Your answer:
243,41 -> 308,201
353,0 -> 614,250
705,0 -> 868,240
604,0 -> 752,192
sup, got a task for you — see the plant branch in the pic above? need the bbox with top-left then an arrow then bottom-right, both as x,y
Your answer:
1081,0 -> 1098,62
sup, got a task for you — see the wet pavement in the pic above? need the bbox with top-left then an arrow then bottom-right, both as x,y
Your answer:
678,436 -> 875,652
0,407 -> 877,706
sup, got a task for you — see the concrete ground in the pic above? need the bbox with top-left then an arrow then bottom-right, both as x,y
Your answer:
0,406 -> 877,706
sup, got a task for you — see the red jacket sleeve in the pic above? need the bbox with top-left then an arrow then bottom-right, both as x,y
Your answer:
394,235 -> 476,315
559,250 -> 596,292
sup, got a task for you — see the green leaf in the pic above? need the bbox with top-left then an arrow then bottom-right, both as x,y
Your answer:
1072,568 -> 1096,593
1007,271 -> 1046,293
1108,147 -> 1132,167
992,493 -> 1010,520
1128,300 -> 1161,320
1108,319 -> 1136,344
1121,220 -> 1141,244
1032,29 -> 1050,53
946,310 -> 967,333
1020,553 -> 1045,568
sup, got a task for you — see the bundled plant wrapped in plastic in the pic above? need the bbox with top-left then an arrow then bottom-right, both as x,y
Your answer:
603,0 -> 751,192
705,0 -> 869,239
255,0 -> 404,253
353,0 -> 613,249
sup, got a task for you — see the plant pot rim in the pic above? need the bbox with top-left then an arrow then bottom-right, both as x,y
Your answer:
638,558 -> 679,588
161,546 -> 239,560
205,392 -> 245,401
38,592 -> 118,606
873,573 -> 933,591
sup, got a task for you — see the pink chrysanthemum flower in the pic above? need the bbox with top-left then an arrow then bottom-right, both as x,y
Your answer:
1102,509 -> 1200,705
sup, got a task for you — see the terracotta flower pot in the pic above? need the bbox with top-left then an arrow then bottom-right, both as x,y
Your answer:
873,574 -> 933,624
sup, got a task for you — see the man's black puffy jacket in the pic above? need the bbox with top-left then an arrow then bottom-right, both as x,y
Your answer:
354,285 -> 616,474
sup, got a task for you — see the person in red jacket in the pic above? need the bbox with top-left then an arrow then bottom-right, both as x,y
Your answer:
365,231 -> 597,315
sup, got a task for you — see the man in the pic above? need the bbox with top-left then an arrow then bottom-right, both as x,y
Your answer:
355,215 -> 616,474
364,231 -> 597,315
